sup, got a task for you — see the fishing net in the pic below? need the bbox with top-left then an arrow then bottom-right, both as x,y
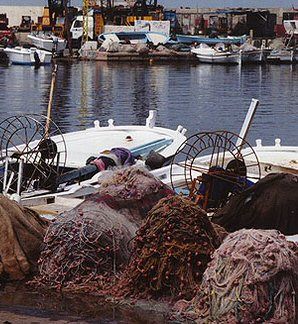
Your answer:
0,195 -> 49,281
98,165 -> 172,200
117,195 -> 222,300
36,201 -> 138,291
187,229 -> 298,323
213,173 -> 298,235
96,166 -> 174,224
35,166 -> 172,291
211,222 -> 229,242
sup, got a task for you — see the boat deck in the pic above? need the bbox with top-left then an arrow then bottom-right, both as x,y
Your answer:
25,196 -> 83,219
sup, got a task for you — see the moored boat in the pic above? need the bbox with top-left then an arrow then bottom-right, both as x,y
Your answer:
177,34 -> 246,45
27,33 -> 67,53
191,43 -> 240,64
267,49 -> 297,64
98,31 -> 170,46
0,110 -> 187,200
3,46 -> 52,65
152,138 -> 298,195
151,99 -> 298,193
239,43 -> 264,63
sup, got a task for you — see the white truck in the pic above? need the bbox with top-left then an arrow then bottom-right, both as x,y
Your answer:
70,10 -> 102,48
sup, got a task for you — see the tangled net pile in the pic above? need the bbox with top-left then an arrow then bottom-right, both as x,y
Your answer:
188,229 -> 298,323
35,201 -> 137,291
0,195 -> 48,281
97,166 -> 174,224
117,195 -> 222,300
34,166 -> 173,292
98,166 -> 170,200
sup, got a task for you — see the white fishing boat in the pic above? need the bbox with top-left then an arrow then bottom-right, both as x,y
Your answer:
3,46 -> 52,65
191,43 -> 240,64
98,31 -> 170,46
151,99 -> 298,195
27,33 -> 67,53
0,110 -> 187,201
152,138 -> 298,191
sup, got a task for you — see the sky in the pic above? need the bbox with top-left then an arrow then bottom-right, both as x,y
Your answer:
0,0 -> 296,8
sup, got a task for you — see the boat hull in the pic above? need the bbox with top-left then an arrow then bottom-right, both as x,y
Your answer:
241,50 -> 263,63
28,34 -> 67,53
267,50 -> 298,64
4,47 -> 52,65
176,34 -> 246,45
152,142 -> 298,192
194,52 -> 240,64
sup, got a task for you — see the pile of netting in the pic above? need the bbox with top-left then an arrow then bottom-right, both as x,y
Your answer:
0,195 -> 49,281
34,166 -> 173,291
36,202 -> 137,291
97,166 -> 174,224
185,229 -> 298,323
98,166 -> 172,200
116,195 -> 222,300
213,173 -> 298,235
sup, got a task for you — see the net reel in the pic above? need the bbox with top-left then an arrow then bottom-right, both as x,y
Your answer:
0,115 -> 67,195
170,130 -> 261,211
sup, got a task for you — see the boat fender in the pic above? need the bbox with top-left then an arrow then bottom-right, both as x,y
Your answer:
91,156 -> 117,171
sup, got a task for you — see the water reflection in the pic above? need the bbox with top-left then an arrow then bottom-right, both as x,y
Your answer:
0,62 -> 297,145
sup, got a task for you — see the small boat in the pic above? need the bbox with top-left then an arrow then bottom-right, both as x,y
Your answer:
177,34 -> 246,45
154,139 -> 298,191
267,49 -> 297,64
191,43 -> 240,64
98,31 -> 170,46
4,46 -> 52,65
0,110 -> 187,201
151,99 -> 298,194
27,33 -> 67,54
239,43 -> 264,64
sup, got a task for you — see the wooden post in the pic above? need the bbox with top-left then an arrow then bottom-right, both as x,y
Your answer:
45,64 -> 58,137
249,29 -> 253,44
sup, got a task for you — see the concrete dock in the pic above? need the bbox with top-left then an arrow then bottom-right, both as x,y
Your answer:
81,50 -> 197,62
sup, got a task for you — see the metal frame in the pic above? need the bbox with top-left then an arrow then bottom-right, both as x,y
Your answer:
170,130 -> 261,210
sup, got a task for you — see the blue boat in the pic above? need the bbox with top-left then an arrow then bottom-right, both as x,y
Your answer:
98,31 -> 170,46
176,34 -> 246,45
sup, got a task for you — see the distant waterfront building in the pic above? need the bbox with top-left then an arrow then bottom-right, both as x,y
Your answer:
0,5 -> 44,27
173,7 -> 298,37
0,4 -> 297,37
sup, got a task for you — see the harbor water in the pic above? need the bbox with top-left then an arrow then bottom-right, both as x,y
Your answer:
0,62 -> 297,146
0,61 -> 297,322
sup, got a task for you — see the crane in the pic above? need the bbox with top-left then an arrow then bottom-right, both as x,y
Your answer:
48,0 -> 73,50
82,0 -> 113,46
82,0 -> 90,45
48,0 -> 69,26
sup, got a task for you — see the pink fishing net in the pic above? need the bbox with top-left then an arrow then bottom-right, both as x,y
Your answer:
186,229 -> 298,323
33,166 -> 173,291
